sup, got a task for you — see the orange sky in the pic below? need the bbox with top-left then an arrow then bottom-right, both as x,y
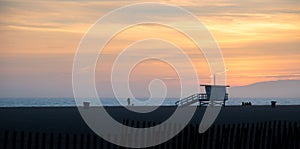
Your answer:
0,0 -> 299,97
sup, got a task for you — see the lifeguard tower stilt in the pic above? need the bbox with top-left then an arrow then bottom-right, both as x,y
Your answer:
175,84 -> 229,107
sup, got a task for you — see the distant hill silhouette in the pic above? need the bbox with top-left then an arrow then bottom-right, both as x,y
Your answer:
229,80 -> 300,98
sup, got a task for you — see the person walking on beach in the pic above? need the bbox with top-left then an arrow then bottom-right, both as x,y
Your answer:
127,98 -> 131,106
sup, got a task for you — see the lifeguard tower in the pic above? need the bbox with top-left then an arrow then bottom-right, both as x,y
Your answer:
175,84 -> 229,106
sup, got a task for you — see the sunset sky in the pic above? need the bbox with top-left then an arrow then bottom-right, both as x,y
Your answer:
0,0 -> 299,98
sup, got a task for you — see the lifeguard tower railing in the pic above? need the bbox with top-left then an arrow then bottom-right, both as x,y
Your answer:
175,93 -> 228,106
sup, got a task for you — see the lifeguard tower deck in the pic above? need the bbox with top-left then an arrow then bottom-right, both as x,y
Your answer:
175,84 -> 229,106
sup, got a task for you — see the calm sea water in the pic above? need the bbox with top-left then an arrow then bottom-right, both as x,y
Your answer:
0,97 -> 300,107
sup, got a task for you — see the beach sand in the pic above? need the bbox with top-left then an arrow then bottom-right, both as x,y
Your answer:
1,106 -> 299,148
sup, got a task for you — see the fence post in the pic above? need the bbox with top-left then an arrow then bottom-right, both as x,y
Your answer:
248,123 -> 254,149
27,132 -> 32,149
50,133 -> 54,149
57,133 -> 62,149
20,131 -> 25,149
65,134 -> 70,149
11,131 -> 16,149
34,132 -> 39,149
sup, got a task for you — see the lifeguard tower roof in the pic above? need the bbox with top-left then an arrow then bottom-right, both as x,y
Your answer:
200,84 -> 230,87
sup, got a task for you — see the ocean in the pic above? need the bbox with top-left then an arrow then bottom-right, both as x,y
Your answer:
0,97 -> 300,107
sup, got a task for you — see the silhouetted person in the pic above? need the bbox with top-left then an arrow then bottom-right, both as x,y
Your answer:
127,98 -> 130,106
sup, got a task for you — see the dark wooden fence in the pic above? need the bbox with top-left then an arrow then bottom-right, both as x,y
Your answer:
1,120 -> 300,149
